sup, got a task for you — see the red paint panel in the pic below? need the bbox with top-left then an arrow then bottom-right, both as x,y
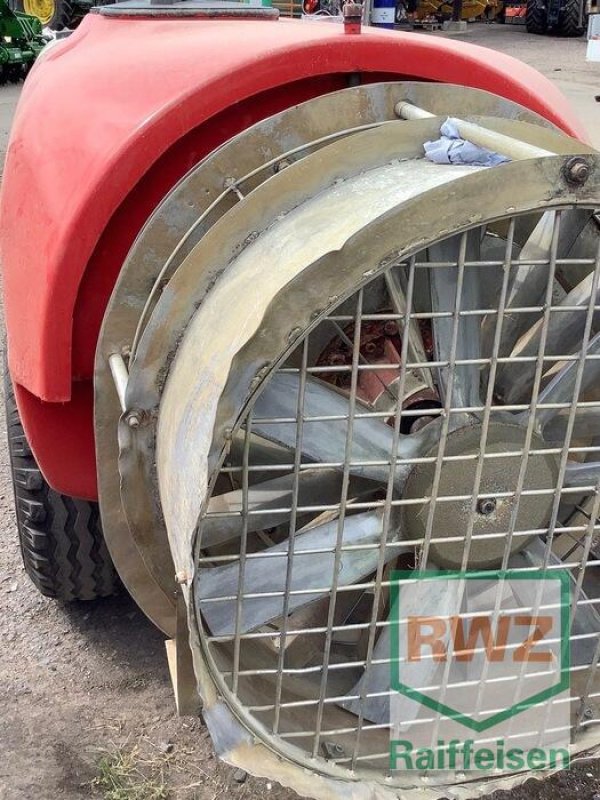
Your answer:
13,381 -> 97,500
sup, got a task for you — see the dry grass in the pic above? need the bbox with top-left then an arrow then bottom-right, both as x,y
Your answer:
92,745 -> 168,800
90,731 -> 232,800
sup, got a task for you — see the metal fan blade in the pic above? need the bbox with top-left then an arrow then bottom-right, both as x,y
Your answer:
201,468 -> 368,549
553,208 -> 598,289
543,407 -> 600,442
384,268 -> 433,388
518,330 -> 600,429
497,272 -> 600,405
428,233 -> 482,409
198,510 -> 408,637
341,573 -> 461,725
482,212 -> 555,360
565,462 -> 600,489
252,372 -> 434,487
516,537 -> 600,668
482,210 -> 594,359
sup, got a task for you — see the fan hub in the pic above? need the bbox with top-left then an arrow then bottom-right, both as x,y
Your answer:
401,421 -> 559,569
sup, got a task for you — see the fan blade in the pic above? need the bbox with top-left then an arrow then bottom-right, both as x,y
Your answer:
554,209 -> 598,289
482,212 -> 555,360
197,510 -> 408,637
384,268 -> 433,388
252,372 -> 435,487
565,462 -> 600,489
497,272 -> 600,405
201,468 -> 369,549
483,210 -> 594,360
428,234 -> 482,409
341,573 -> 461,725
518,331 -> 600,429
517,538 -> 599,668
543,407 -> 600,442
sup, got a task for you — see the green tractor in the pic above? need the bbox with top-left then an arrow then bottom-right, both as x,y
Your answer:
9,0 -> 81,30
0,0 -> 48,81
526,0 -> 587,35
8,0 -> 101,31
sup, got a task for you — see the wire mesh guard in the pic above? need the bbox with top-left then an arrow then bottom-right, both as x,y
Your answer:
193,207 -> 600,784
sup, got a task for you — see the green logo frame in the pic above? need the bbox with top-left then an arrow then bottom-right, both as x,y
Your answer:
390,569 -> 571,733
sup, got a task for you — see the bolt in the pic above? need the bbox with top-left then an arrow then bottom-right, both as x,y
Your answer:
125,411 -> 141,429
343,0 -> 362,33
564,157 -> 591,187
584,706 -> 594,719
384,321 -> 398,336
275,158 -> 292,173
323,741 -> 345,759
477,498 -> 497,516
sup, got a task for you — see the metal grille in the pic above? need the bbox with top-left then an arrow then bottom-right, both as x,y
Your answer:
194,207 -> 600,783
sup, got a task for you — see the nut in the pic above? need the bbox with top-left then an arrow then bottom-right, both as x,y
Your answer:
477,498 -> 497,516
125,411 -> 141,429
564,157 -> 591,187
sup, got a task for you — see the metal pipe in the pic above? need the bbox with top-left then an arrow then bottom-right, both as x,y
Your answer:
394,100 -> 435,121
108,352 -> 129,413
394,101 -> 555,160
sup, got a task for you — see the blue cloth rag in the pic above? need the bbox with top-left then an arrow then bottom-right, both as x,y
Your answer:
424,118 -> 510,167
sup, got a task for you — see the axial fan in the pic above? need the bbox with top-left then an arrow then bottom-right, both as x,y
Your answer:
189,210 -> 600,777
94,83 -> 600,798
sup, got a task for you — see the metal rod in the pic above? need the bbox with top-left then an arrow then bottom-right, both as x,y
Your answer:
394,101 -> 555,160
108,352 -> 129,413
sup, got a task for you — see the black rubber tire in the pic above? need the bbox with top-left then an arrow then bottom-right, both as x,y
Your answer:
557,0 -> 585,35
10,0 -> 78,30
5,370 -> 118,601
525,0 -> 548,33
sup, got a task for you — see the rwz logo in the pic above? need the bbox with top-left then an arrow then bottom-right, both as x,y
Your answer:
407,612 -> 554,663
388,569 -> 571,771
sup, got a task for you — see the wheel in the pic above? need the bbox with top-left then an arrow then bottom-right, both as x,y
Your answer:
525,0 -> 547,32
5,369 -> 118,601
14,0 -> 77,30
557,0 -> 585,35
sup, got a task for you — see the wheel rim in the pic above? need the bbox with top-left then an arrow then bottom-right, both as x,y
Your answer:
23,0 -> 55,24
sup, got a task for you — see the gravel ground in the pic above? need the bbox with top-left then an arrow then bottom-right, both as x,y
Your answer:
0,24 -> 599,800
